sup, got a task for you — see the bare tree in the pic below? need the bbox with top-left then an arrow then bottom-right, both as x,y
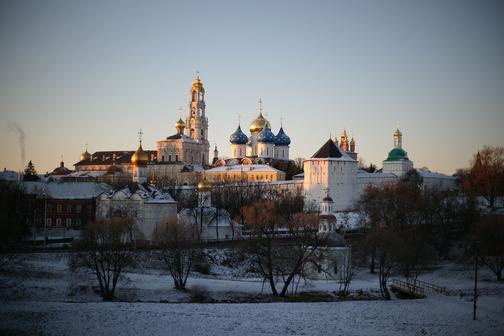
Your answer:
375,227 -> 399,300
70,219 -> 135,301
471,215 -> 504,281
156,218 -> 201,289
394,226 -> 435,285
464,146 -> 504,211
337,246 -> 354,297
241,202 -> 323,297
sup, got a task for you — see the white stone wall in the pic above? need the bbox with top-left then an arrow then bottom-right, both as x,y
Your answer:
230,144 -> 246,159
274,145 -> 289,160
356,173 -> 397,197
382,160 -> 414,177
142,202 -> 177,240
257,142 -> 274,158
303,159 -> 357,211
96,191 -> 177,241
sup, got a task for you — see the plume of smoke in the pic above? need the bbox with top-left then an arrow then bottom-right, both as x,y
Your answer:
8,123 -> 26,168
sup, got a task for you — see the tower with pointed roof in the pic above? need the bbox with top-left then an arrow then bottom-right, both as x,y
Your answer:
186,73 -> 210,164
382,128 -> 413,177
303,138 -> 357,211
131,129 -> 148,184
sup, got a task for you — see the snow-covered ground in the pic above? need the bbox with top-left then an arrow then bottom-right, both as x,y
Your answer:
1,252 -> 503,336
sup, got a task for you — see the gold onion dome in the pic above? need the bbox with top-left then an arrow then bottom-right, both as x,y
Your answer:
131,144 -> 148,166
191,76 -> 205,92
197,178 -> 212,192
249,112 -> 271,133
175,118 -> 186,128
80,150 -> 91,161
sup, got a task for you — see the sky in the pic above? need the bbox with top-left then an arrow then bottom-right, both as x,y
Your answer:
0,0 -> 503,175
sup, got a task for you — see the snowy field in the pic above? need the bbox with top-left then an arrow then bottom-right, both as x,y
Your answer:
1,252 -> 503,336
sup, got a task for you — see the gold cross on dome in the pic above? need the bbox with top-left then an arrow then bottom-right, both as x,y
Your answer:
138,128 -> 143,144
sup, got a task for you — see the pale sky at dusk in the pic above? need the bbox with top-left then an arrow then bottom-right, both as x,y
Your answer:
1,0 -> 503,175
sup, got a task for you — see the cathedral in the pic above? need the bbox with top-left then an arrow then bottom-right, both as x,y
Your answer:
74,75 -> 210,185
212,99 -> 292,167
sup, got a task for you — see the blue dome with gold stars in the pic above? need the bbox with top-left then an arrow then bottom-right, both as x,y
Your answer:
257,127 -> 276,143
229,125 -> 248,145
275,127 -> 291,146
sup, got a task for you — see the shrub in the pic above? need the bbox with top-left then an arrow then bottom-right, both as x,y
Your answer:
190,285 -> 209,303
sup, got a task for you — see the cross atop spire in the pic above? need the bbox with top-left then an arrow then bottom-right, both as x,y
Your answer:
196,70 -> 200,79
138,128 -> 143,145
280,115 -> 283,128
178,107 -> 183,118
258,98 -> 263,114
238,113 -> 241,126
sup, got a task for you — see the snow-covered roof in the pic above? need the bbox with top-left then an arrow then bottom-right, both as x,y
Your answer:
22,181 -> 112,199
357,170 -> 397,179
206,164 -> 283,174
0,169 -> 19,181
418,170 -> 457,180
163,134 -> 199,144
65,171 -> 107,178
102,183 -> 176,204
181,164 -> 205,173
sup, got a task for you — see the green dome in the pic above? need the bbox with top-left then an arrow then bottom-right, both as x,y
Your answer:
385,148 -> 409,161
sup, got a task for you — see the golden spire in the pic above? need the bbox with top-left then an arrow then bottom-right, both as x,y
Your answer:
131,129 -> 148,166
138,128 -> 143,146
191,71 -> 204,92
80,143 -> 91,161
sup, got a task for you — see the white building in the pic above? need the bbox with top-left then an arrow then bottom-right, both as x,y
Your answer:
96,183 -> 177,241
382,128 -> 414,177
204,164 -> 286,183
303,139 -> 358,211
304,128 -> 458,212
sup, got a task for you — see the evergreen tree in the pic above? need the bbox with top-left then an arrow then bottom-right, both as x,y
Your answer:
23,160 -> 39,181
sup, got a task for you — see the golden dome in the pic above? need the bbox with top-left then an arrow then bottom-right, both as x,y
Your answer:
191,77 -> 205,92
175,118 -> 185,127
80,150 -> 91,161
131,144 -> 148,166
197,178 -> 212,192
249,112 -> 271,133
